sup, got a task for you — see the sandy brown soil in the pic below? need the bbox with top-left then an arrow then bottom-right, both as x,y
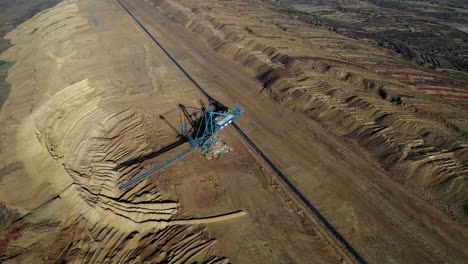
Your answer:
0,0 -> 467,263
0,0 -> 340,263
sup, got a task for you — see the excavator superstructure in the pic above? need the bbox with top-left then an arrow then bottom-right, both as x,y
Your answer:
119,102 -> 243,190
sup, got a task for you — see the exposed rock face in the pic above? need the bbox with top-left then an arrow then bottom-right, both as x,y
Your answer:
146,0 -> 467,223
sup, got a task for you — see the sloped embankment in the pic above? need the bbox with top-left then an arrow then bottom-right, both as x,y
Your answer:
0,0 -> 230,262
150,0 -> 468,223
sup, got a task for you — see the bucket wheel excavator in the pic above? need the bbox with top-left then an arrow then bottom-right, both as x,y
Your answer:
119,101 -> 243,190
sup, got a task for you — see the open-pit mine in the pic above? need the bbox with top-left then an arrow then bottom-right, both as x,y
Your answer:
0,0 -> 467,263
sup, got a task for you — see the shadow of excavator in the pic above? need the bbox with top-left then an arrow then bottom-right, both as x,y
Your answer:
114,101 -> 207,171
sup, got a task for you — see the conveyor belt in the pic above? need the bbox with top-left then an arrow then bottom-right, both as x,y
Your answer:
115,0 -> 367,263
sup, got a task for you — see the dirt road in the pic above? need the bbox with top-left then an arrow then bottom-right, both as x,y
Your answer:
0,0 -> 466,262
120,0 -> 468,262
0,0 -> 344,262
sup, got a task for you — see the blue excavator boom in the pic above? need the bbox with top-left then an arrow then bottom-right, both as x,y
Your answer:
119,147 -> 195,190
119,104 -> 243,191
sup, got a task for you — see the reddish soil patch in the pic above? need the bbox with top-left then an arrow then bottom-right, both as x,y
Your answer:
0,221 -> 28,253
419,88 -> 468,94
400,80 -> 466,89
431,94 -> 468,100
381,71 -> 468,85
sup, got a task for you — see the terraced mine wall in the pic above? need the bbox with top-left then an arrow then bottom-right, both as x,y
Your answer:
150,0 -> 468,224
0,1 -> 232,262
1,0 -> 466,262
1,1 -> 352,263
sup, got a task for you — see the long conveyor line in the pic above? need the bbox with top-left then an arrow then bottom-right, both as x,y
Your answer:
115,0 -> 367,263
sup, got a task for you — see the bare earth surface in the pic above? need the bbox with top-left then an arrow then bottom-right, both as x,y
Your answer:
0,0 -> 467,263
265,0 -> 468,72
